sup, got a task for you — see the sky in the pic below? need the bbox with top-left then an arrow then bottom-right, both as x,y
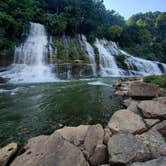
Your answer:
104,0 -> 166,19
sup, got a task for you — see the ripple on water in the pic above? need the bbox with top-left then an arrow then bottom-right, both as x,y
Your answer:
0,78 -> 124,146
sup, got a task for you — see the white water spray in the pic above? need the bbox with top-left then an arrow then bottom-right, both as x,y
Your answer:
80,35 -> 97,76
95,39 -> 121,76
95,38 -> 166,77
0,23 -> 57,83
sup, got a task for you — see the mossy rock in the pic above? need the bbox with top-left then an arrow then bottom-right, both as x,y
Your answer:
115,54 -> 128,69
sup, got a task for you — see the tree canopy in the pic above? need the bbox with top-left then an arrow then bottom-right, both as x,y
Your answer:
0,0 -> 166,63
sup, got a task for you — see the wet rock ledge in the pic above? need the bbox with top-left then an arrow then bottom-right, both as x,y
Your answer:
0,78 -> 166,166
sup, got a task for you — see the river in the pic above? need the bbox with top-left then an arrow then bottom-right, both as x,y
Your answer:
0,78 -> 124,146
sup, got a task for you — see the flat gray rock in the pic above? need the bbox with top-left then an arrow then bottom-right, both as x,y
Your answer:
138,101 -> 166,119
108,133 -> 151,165
137,129 -> 166,157
128,82 -> 161,99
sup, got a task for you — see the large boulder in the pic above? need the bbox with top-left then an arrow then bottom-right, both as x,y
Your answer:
108,133 -> 151,165
129,157 -> 166,166
128,82 -> 161,99
138,101 -> 166,119
11,133 -> 88,166
0,143 -> 17,166
137,129 -> 166,157
108,110 -> 146,134
54,125 -> 89,146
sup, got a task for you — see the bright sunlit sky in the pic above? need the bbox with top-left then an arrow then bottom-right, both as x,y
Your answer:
104,0 -> 166,19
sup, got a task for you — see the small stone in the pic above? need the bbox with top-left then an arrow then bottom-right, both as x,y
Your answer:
123,98 -> 132,107
115,90 -> 128,96
103,128 -> 112,145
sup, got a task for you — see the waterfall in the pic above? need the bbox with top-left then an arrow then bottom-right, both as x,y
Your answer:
0,23 -> 57,83
94,38 -> 166,77
1,27 -> 166,81
124,55 -> 162,76
120,50 -> 164,76
95,39 -> 122,76
79,35 -> 97,76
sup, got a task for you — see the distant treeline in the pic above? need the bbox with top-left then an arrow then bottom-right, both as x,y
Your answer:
0,0 -> 166,62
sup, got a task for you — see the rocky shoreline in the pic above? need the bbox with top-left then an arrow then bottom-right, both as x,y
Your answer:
0,78 -> 166,166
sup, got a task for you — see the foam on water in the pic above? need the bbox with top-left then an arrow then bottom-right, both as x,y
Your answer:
88,81 -> 112,87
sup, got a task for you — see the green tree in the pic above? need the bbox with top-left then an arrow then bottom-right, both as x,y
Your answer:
44,13 -> 67,35
156,13 -> 166,33
136,19 -> 147,27
107,25 -> 123,41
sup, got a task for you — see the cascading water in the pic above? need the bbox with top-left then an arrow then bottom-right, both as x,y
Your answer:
95,39 -> 122,76
121,51 -> 163,76
95,38 -> 166,77
80,35 -> 97,76
1,26 -> 166,81
0,23 -> 57,83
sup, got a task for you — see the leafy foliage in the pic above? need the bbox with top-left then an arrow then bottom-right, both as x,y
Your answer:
0,0 -> 43,50
144,75 -> 166,89
0,0 -> 166,64
121,12 -> 166,63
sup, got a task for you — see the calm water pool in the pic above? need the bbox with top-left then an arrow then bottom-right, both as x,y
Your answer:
0,78 -> 124,146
